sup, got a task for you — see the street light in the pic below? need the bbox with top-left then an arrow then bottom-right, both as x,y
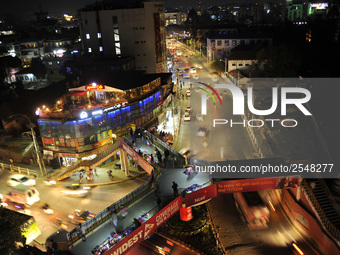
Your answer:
8,114 -> 47,177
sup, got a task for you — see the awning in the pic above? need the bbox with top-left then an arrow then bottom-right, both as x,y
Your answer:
67,91 -> 87,96
69,85 -> 124,93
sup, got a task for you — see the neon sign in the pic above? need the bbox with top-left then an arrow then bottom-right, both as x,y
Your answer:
310,3 -> 328,9
85,84 -> 105,90
92,109 -> 103,116
80,111 -> 88,119
104,104 -> 122,112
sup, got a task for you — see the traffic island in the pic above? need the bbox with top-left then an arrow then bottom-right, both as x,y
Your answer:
157,204 -> 224,255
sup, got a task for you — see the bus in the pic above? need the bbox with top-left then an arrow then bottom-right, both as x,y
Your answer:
234,192 -> 270,230
183,68 -> 190,79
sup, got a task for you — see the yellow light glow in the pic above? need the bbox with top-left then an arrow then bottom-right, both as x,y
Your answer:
268,200 -> 275,211
292,243 -> 304,255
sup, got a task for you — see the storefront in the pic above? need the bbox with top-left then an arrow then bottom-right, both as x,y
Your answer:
38,90 -> 164,161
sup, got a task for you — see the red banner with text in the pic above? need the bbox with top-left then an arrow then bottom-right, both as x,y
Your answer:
120,139 -> 153,175
185,184 -> 217,207
106,196 -> 182,255
216,177 -> 301,194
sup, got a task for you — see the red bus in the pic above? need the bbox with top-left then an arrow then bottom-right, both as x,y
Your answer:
234,192 -> 270,230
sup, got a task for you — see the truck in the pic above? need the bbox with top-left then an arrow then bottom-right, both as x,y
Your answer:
234,191 -> 270,230
4,184 -> 40,206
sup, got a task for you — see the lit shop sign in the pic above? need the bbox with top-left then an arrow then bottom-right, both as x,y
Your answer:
104,104 -> 122,112
103,102 -> 129,113
79,108 -> 103,119
79,111 -> 88,119
92,109 -> 103,116
310,3 -> 328,9
85,84 -> 105,90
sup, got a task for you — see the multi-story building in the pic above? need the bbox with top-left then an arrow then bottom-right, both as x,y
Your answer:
36,71 -> 172,165
227,50 -> 258,72
164,10 -> 187,25
207,33 -> 272,62
79,1 -> 167,73
287,2 -> 305,21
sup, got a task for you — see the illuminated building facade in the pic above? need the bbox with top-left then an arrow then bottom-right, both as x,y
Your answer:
79,1 -> 167,73
36,72 -> 172,164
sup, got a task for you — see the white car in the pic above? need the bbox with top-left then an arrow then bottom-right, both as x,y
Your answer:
196,114 -> 203,121
7,174 -> 36,187
184,112 -> 190,121
190,67 -> 197,74
61,184 -> 90,198
186,90 -> 191,97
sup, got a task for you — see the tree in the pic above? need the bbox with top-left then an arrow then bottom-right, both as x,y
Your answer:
0,56 -> 22,84
30,58 -> 46,79
209,60 -> 225,73
254,45 -> 302,77
186,9 -> 199,39
0,207 -> 26,254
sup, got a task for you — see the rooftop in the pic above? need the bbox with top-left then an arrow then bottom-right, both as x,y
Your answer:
80,71 -> 171,90
227,50 -> 258,60
81,0 -> 147,12
207,33 -> 272,40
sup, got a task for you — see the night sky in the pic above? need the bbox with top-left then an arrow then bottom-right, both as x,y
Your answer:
0,0 -> 280,18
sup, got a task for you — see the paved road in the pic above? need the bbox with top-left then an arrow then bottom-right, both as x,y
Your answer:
0,162 -> 149,245
172,44 -> 323,255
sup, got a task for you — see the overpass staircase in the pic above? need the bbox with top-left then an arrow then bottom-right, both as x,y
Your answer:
302,179 -> 340,241
51,140 -> 121,181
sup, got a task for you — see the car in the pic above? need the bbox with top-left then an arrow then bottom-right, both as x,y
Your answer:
197,65 -> 203,71
196,114 -> 203,121
194,75 -> 199,80
7,174 -> 36,187
196,126 -> 208,137
186,90 -> 191,97
190,67 -> 196,74
184,112 -> 190,121
178,70 -> 183,76
60,183 -> 90,198
185,106 -> 192,112
68,209 -> 95,224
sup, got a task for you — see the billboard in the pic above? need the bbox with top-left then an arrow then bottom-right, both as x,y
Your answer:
106,196 -> 182,255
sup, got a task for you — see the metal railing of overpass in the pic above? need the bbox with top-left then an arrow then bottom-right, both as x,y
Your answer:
301,179 -> 340,241
142,130 -> 186,166
51,141 -> 121,181
67,180 -> 155,246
